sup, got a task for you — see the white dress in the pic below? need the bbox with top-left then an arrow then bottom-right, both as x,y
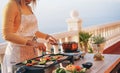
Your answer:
1,14 -> 39,73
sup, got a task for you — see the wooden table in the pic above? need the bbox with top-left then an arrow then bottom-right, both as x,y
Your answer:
12,53 -> 120,73
74,54 -> 120,73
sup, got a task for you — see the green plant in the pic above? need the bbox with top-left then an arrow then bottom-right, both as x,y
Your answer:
91,34 -> 106,44
79,31 -> 92,44
79,31 -> 92,52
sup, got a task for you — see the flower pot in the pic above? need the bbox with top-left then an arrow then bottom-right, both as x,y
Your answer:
93,53 -> 104,61
92,43 -> 105,61
92,43 -> 105,54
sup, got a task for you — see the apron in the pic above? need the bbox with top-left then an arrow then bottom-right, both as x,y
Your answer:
1,14 -> 39,73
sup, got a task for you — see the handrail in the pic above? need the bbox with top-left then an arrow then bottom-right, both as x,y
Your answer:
83,21 -> 120,48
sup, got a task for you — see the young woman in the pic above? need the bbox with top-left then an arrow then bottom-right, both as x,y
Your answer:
2,0 -> 57,73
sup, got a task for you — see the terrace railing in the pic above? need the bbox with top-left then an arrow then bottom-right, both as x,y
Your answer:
48,21 -> 120,53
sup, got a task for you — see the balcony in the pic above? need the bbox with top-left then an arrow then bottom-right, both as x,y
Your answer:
0,11 -> 120,73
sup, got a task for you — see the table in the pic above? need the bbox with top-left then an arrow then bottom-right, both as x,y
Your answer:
74,54 -> 120,73
13,54 -> 120,73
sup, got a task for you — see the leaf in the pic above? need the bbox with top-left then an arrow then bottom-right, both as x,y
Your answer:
91,34 -> 106,44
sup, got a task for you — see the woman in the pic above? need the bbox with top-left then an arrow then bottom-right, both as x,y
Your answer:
2,0 -> 57,73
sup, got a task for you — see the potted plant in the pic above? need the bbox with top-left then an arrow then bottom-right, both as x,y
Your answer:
91,34 -> 106,53
91,34 -> 106,60
79,31 -> 92,53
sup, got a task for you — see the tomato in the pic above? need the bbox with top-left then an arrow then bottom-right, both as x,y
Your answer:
46,57 -> 50,61
75,65 -> 82,71
26,63 -> 33,66
35,58 -> 40,61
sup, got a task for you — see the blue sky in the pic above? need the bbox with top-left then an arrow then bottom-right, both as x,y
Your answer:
34,0 -> 120,33
0,0 -> 120,35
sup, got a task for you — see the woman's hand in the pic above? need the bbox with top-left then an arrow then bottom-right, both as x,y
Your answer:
26,40 -> 46,52
34,42 -> 46,52
46,35 -> 58,45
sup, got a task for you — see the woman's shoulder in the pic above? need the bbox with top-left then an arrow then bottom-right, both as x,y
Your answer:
4,0 -> 18,11
3,0 -> 19,14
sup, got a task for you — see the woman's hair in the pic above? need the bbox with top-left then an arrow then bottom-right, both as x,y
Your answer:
32,0 -> 36,5
16,0 -> 36,6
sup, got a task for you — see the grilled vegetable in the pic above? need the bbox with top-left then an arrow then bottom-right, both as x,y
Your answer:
56,68 -> 66,73
38,61 -> 46,65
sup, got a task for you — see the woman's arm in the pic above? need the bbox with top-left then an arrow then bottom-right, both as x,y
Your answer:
2,1 -> 28,45
35,31 -> 48,39
35,31 -> 58,45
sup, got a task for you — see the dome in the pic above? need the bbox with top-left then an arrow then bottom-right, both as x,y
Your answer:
70,10 -> 79,19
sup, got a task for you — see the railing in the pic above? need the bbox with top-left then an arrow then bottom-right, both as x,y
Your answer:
82,21 -> 120,48
0,21 -> 120,60
49,21 -> 120,53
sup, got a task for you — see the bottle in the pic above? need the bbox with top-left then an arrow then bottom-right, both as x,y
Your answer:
51,47 -> 54,54
58,48 -> 61,54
